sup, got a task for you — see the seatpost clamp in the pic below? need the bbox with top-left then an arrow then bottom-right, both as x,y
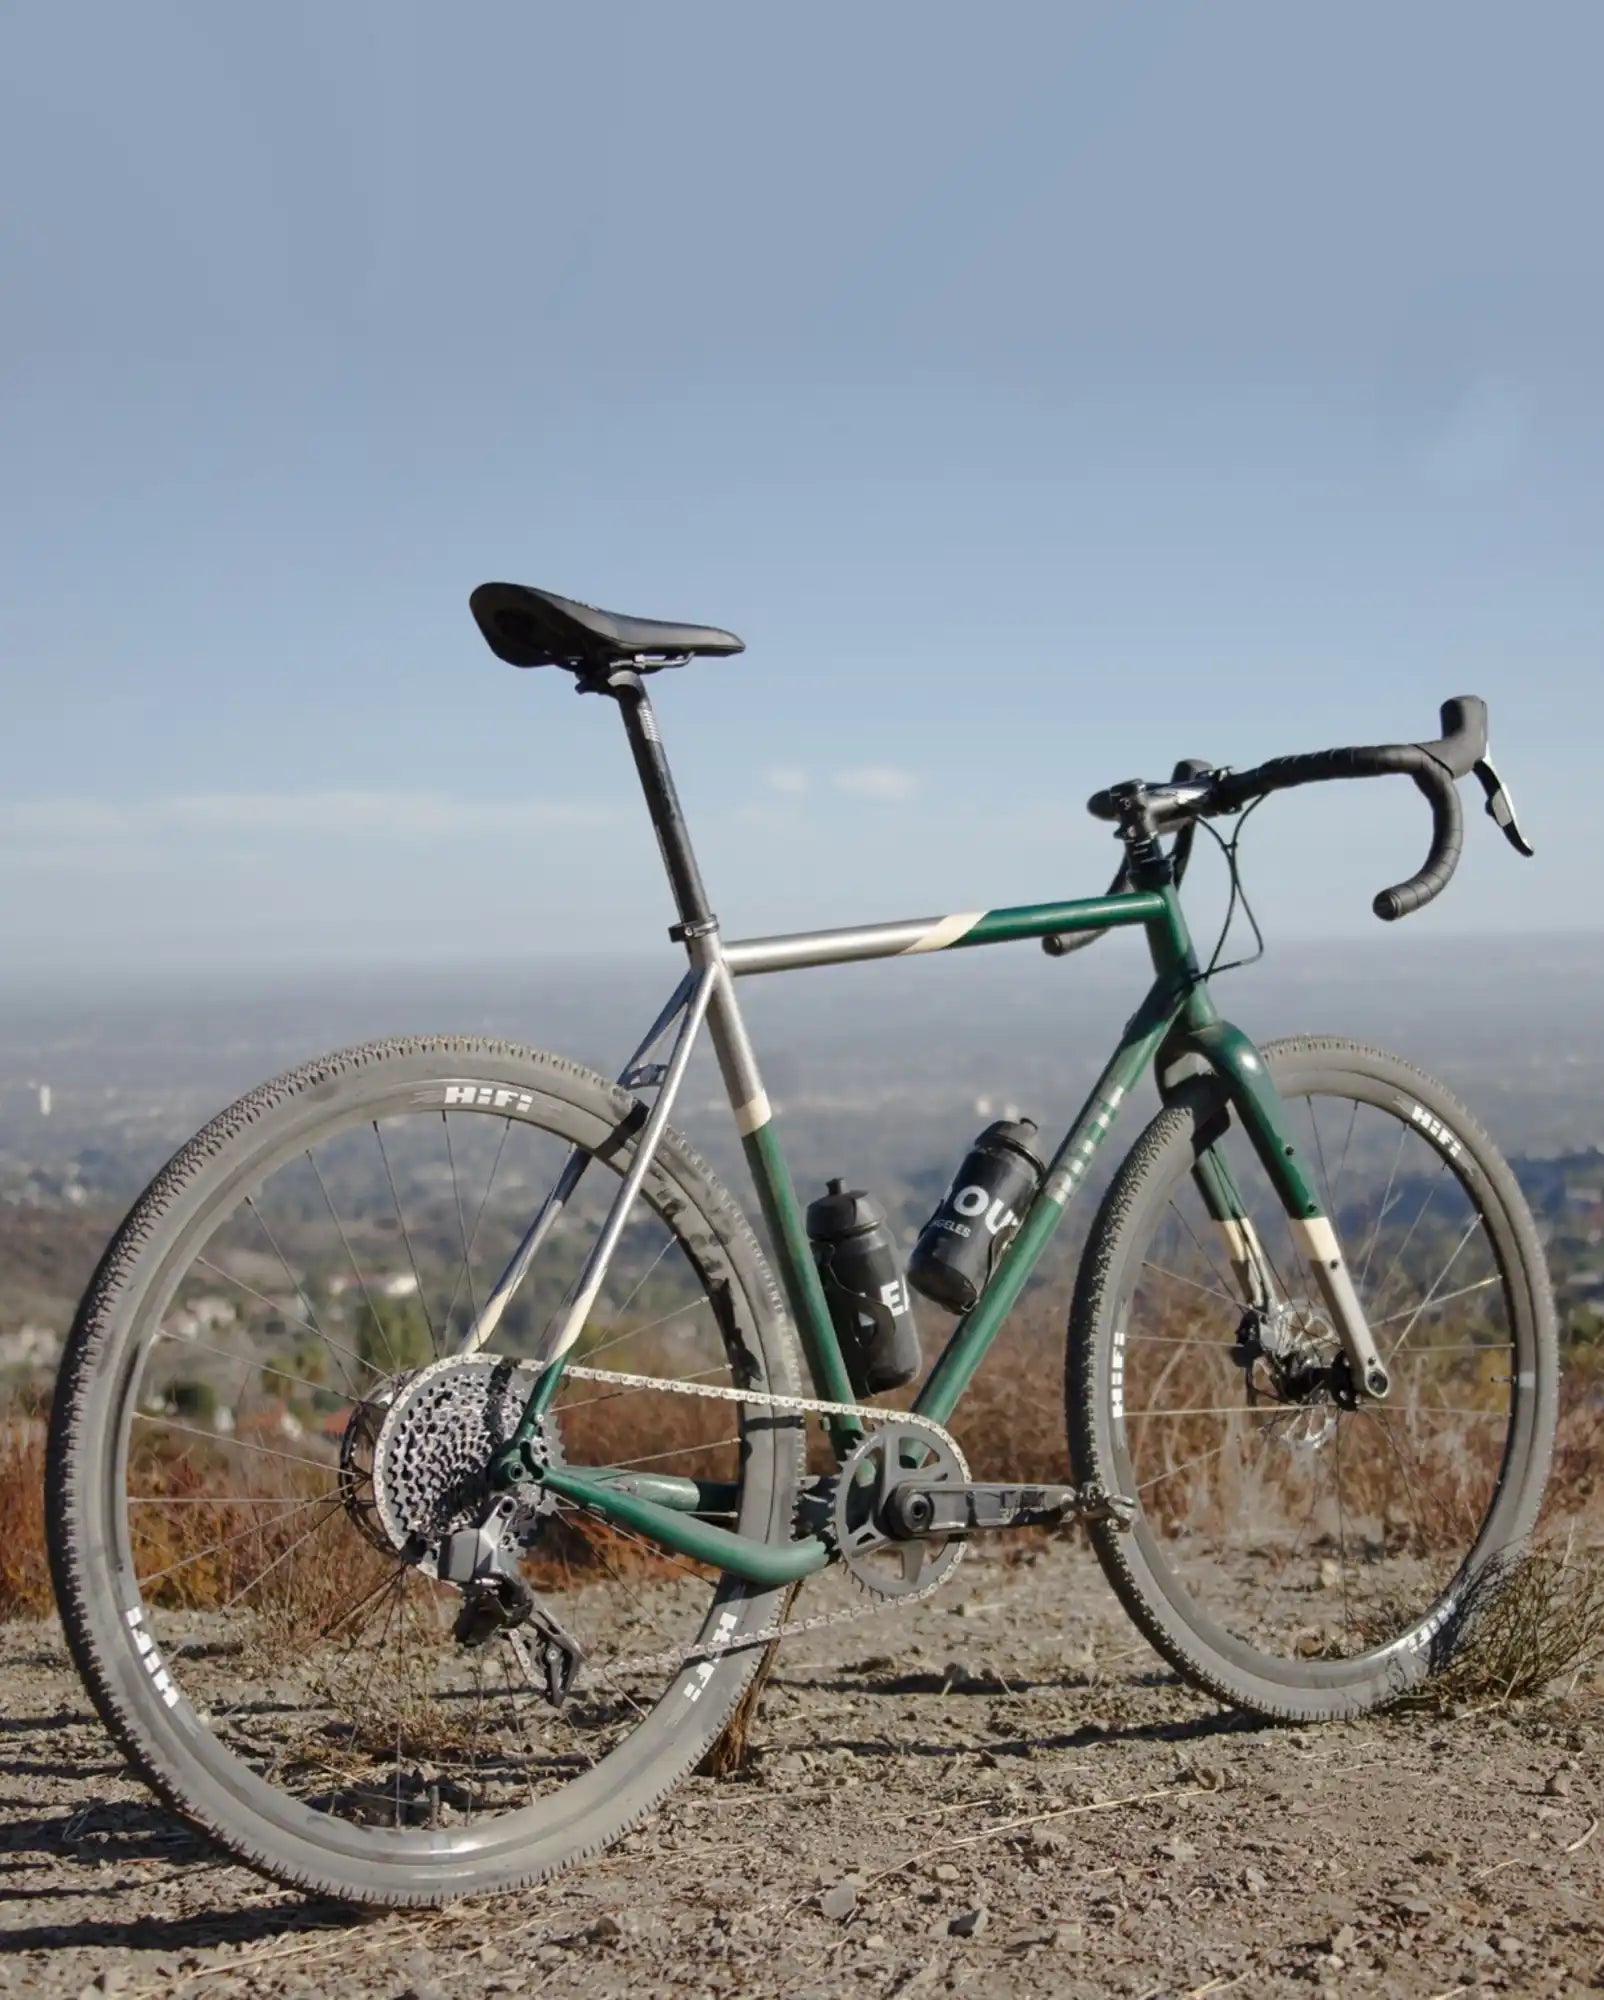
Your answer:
668,916 -> 720,943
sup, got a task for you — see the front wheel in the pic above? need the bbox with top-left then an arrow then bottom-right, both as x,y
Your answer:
1069,1036 -> 1558,1721
47,1037 -> 804,1905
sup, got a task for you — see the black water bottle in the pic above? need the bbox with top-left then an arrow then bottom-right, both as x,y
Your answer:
907,1118 -> 1046,1314
805,1180 -> 922,1396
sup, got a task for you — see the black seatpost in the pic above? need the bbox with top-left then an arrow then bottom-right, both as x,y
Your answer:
592,668 -> 717,937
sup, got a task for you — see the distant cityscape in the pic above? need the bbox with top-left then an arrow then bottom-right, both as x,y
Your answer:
3,932 -> 1603,1380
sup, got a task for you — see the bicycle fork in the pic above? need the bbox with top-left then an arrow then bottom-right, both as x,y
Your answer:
1174,1020 -> 1390,1401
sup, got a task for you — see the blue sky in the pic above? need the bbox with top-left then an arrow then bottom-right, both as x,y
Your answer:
2,2 -> 1600,976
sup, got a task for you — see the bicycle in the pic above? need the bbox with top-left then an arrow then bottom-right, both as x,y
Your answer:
47,581 -> 1553,1906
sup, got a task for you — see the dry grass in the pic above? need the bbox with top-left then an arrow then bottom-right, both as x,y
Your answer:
0,1419 -> 50,1619
4,1326 -> 1601,1631
1407,1533 -> 1604,1710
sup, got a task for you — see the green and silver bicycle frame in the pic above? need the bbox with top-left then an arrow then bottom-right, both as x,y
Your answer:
474,669 -> 1389,1586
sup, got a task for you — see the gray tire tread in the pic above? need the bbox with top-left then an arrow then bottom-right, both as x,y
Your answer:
47,1035 -> 805,1904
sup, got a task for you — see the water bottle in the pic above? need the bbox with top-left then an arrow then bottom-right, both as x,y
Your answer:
805,1179 -> 922,1396
907,1118 -> 1046,1314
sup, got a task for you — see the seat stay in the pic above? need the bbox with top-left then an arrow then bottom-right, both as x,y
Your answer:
456,973 -> 696,1360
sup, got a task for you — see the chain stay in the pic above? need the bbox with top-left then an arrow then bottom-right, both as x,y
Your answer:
545,1365 -> 968,1683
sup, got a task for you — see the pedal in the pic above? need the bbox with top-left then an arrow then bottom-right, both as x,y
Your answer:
881,1480 -> 1135,1539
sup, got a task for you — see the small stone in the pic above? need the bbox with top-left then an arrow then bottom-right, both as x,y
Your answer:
1393,1898 -> 1432,1921
1158,1835 -> 1197,1862
1319,1557 -> 1342,1589
1544,1770 -> 1573,1798
79,1974 -> 130,2000
949,1907 -> 989,1939
1053,1921 -> 1084,1945
1330,1924 -> 1358,1956
820,1878 -> 859,1922
1494,1932 -> 1524,1958
586,1914 -> 623,1944
1243,1866 -> 1270,1894
933,1863 -> 961,1883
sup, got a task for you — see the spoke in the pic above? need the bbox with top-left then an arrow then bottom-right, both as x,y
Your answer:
371,1120 -> 440,1357
1372,1278 -> 1500,1331
1330,1097 -> 1360,1220
1122,1333 -> 1234,1347
1386,1403 -> 1511,1421
578,1435 -> 742,1471
1134,1437 -> 1234,1496
1139,1260 -> 1240,1312
1356,1122 -> 1410,1294
1260,1461 -> 1328,1632
1370,1159 -> 1450,1317
135,1491 -> 341,1590
244,1196 -> 333,1353
304,1148 -> 388,1387
317,1557 -> 409,1646
1393,1341 -> 1511,1359
441,1117 -> 513,1337
1166,1201 -> 1240,1306
216,1505 -> 348,1613
1125,1403 -> 1288,1420
128,1491 -> 331,1505
154,1329 -> 338,1405
1358,1406 -> 1438,1562
194,1258 -> 380,1385
601,1234 -> 676,1328
572,1508 -> 721,1590
131,1412 -> 336,1473
1307,1097 -> 1337,1225
579,1295 -> 712,1363
1385,1216 -> 1488,1362
441,1112 -> 483,1333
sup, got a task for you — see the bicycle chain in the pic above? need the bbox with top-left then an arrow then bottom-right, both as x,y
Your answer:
546,1364 -> 970,1684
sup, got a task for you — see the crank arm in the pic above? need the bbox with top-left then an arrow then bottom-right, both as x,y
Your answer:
882,1480 -> 1135,1539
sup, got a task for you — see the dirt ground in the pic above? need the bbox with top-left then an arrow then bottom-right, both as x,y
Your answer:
3,1539 -> 1600,2000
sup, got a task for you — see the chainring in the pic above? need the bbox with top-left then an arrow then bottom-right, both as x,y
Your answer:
351,1356 -> 559,1572
829,1420 -> 970,1601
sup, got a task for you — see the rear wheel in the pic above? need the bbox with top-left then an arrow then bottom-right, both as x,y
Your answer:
1069,1037 -> 1557,1720
48,1037 -> 804,1904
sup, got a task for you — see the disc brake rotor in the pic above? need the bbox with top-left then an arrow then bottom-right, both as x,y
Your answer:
1257,1300 -> 1342,1451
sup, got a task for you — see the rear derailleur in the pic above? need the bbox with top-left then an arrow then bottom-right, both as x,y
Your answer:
439,1493 -> 584,1707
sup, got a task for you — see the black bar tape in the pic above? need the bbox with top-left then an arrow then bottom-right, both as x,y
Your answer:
1372,766 -> 1463,920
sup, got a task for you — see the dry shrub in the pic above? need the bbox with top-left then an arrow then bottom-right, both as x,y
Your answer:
127,1433 -> 397,1649
4,1308 -> 1601,1625
1545,1376 -> 1604,1524
1407,1535 -> 1604,1711
0,1419 -> 50,1618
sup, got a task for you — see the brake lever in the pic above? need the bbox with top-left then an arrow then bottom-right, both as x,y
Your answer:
1472,755 -> 1534,858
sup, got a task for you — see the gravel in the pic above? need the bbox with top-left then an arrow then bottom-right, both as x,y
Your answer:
3,1537 -> 1601,1999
